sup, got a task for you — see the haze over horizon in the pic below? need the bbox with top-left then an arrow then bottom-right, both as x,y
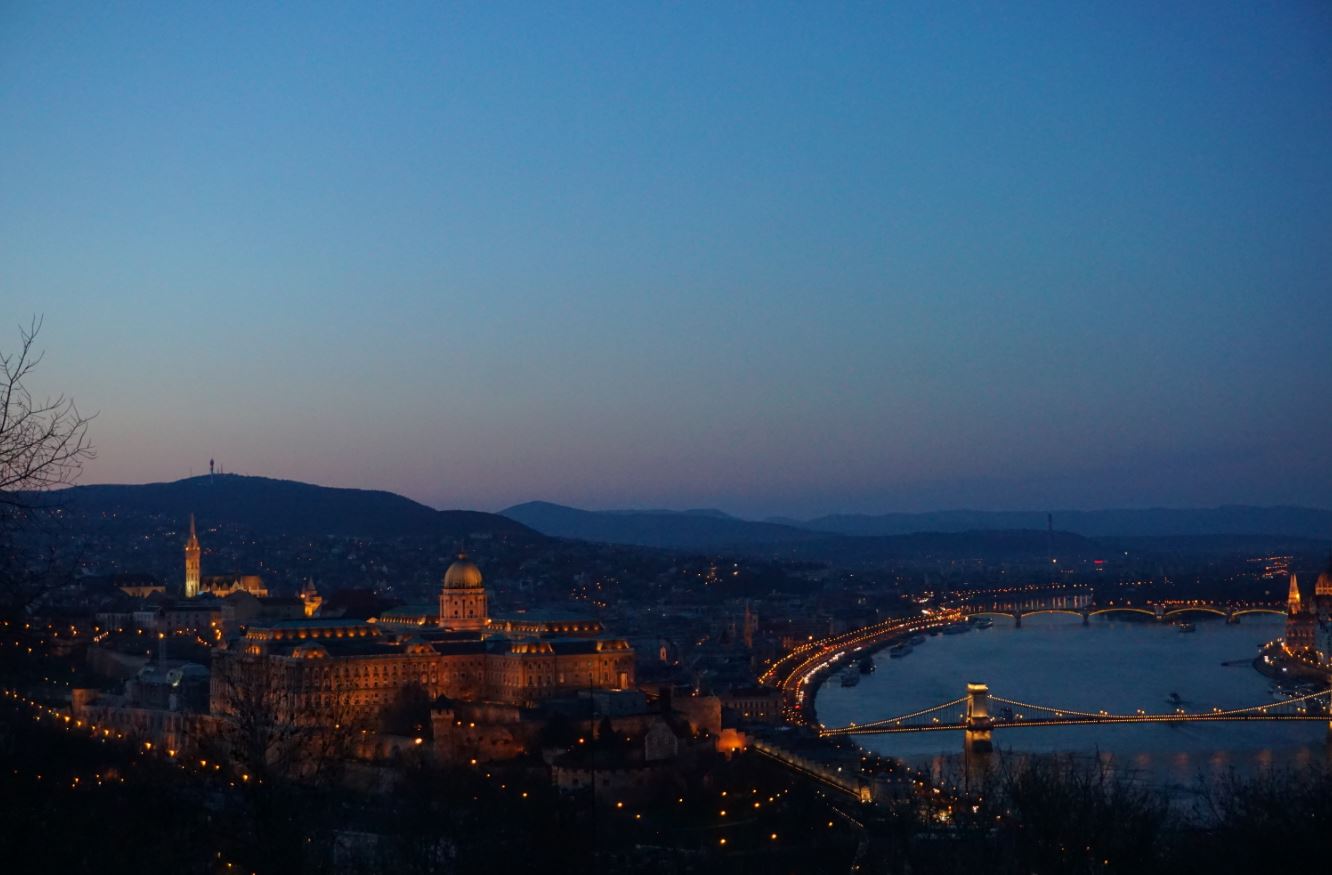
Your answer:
5,3 -> 1331,518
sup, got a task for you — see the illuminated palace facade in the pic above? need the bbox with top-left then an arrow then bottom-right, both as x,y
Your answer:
210,552 -> 635,720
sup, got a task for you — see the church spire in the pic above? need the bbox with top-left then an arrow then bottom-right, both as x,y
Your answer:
1287,573 -> 1301,615
184,514 -> 201,599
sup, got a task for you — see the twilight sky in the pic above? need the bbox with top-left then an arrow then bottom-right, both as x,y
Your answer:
3,2 -> 1330,517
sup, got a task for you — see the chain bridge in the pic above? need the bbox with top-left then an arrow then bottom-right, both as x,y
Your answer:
755,591 -> 1294,730
820,683 -> 1332,752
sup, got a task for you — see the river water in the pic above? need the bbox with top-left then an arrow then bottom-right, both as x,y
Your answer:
815,614 -> 1330,790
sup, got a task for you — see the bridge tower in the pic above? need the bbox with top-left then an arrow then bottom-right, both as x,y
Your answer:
964,682 -> 994,754
1153,605 -> 1165,622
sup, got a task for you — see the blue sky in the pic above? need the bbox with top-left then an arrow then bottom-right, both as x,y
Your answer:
3,2 -> 1330,516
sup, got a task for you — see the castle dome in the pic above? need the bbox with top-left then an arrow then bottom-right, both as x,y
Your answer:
443,553 -> 484,589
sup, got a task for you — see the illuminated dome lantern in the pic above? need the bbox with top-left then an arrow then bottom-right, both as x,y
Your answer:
443,553 -> 484,589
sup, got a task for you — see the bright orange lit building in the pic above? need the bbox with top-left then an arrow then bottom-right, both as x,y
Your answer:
183,515 -> 269,598
1283,573 -> 1320,658
210,553 -> 635,722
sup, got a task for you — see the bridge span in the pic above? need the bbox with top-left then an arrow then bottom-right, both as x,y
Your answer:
961,599 -> 1285,627
820,683 -> 1332,753
758,596 -> 1288,723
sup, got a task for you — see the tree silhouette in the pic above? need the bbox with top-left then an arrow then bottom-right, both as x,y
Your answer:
0,316 -> 94,508
0,316 -> 94,603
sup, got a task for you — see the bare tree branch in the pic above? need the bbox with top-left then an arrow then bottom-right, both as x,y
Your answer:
0,316 -> 96,509
209,650 -> 365,784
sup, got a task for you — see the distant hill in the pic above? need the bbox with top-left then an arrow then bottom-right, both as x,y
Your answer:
34,475 -> 537,540
501,501 -> 817,550
775,529 -> 1105,564
776,506 -> 1332,540
502,500 -> 1332,563
607,507 -> 736,520
501,501 -> 1107,563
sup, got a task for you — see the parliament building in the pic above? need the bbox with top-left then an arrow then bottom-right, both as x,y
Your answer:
1283,565 -> 1332,664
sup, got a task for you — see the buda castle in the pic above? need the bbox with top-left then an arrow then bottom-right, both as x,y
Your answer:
210,544 -> 635,722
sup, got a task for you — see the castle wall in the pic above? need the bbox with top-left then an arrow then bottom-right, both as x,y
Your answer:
210,647 -> 637,719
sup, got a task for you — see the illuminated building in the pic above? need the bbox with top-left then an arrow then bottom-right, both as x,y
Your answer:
182,515 -> 269,598
1284,574 -> 1319,657
300,579 -> 322,618
1316,565 -> 1332,598
184,515 -> 200,598
1315,557 -> 1332,621
210,554 -> 635,722
199,574 -> 269,598
720,686 -> 783,724
438,552 -> 487,631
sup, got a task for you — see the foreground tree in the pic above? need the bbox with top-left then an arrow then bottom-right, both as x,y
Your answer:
206,653 -> 367,870
208,652 -> 365,785
0,316 -> 94,507
1181,765 -> 1332,873
0,317 -> 94,600
994,755 -> 1170,873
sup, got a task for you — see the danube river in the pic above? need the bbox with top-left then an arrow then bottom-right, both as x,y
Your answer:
815,614 -> 1329,789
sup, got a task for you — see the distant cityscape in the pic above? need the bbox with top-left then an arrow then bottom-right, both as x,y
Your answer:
5,4 -> 1331,871
4,472 -> 1331,871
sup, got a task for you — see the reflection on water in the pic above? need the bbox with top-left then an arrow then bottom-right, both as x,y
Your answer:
815,614 -> 1329,789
